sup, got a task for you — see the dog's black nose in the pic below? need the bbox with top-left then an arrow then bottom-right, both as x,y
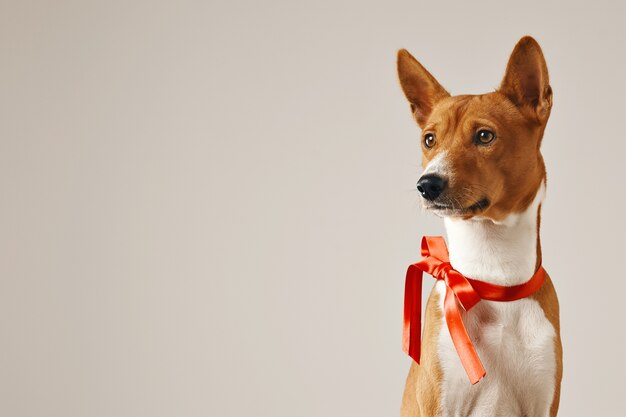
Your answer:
417,174 -> 447,201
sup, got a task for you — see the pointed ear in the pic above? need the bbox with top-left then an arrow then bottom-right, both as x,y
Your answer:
499,36 -> 553,122
397,49 -> 449,127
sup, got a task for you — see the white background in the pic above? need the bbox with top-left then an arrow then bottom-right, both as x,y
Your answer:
1,1 -> 625,416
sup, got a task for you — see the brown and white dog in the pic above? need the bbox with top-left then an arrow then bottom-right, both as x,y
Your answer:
397,37 -> 563,417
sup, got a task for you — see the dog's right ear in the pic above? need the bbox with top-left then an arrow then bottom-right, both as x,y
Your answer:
397,49 -> 449,128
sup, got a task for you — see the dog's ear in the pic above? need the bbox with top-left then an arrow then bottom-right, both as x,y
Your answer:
499,36 -> 552,123
397,49 -> 449,128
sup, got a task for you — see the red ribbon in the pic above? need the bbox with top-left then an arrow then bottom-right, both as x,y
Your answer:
402,236 -> 546,384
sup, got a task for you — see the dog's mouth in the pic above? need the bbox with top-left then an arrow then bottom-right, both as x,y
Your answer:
424,197 -> 490,217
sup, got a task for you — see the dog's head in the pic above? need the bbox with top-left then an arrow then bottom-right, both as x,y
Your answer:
398,37 -> 552,221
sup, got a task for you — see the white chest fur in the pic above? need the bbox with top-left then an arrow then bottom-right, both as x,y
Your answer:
435,186 -> 557,417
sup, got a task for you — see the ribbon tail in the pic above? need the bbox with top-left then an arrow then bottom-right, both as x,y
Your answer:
403,265 -> 423,364
443,289 -> 486,384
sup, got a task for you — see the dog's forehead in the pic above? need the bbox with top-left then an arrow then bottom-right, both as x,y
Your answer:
426,95 -> 473,126
426,93 -> 519,129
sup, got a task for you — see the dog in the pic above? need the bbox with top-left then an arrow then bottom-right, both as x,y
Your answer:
397,36 -> 563,417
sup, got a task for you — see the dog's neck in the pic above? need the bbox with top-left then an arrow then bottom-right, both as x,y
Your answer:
443,184 -> 545,286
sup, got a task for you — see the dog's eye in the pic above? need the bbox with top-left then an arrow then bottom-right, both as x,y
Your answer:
476,130 -> 495,145
424,133 -> 436,148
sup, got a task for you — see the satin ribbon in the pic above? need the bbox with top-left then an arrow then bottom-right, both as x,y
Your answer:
402,236 -> 546,384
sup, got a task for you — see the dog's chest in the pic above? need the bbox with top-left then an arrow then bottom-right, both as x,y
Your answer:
434,281 -> 556,417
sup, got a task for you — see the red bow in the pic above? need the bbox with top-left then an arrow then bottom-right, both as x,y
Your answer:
402,236 -> 546,384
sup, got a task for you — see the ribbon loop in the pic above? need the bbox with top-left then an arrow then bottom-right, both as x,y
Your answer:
403,236 -> 547,385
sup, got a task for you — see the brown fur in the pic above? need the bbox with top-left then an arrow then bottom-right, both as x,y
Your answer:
397,36 -> 563,416
401,291 -> 444,417
531,273 -> 563,417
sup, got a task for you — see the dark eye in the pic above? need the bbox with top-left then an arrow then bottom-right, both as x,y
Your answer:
476,129 -> 495,145
424,133 -> 436,148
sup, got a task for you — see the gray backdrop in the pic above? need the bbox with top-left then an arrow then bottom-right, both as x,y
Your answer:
1,0 -> 625,416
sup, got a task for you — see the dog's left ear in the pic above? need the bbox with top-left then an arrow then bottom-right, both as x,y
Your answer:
499,36 -> 552,123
